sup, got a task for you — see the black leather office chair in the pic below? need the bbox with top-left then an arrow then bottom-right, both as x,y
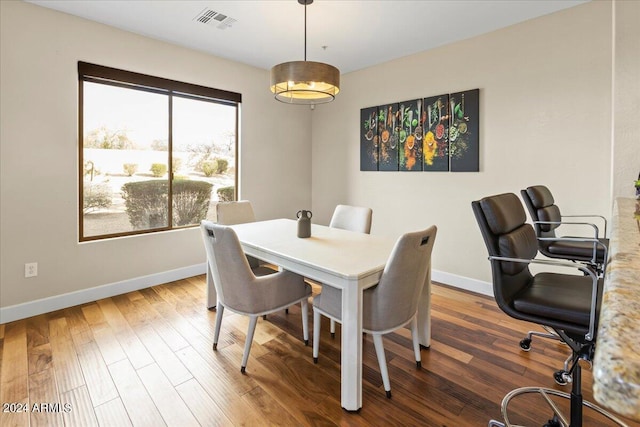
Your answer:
472,193 -> 626,427
521,185 -> 608,274
519,186 -> 609,376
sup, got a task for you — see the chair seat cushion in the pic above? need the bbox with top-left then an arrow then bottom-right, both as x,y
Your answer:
545,237 -> 608,262
513,272 -> 602,328
312,285 -> 342,320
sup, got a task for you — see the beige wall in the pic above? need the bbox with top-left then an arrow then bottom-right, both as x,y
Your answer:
0,1 -> 311,310
612,0 -> 640,199
311,0 -> 617,287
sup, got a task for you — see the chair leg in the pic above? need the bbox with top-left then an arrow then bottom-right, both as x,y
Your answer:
312,309 -> 321,363
372,334 -> 391,398
301,299 -> 309,346
241,316 -> 258,374
206,260 -> 218,310
330,319 -> 336,338
410,317 -> 422,368
213,304 -> 225,350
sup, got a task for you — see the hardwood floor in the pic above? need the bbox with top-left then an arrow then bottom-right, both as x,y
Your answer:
1,276 -> 638,427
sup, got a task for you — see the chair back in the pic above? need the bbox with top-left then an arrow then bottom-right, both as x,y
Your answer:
472,193 -> 540,319
217,200 -> 256,225
521,186 -> 561,240
363,226 -> 437,331
216,200 -> 261,268
201,221 -> 255,310
329,205 -> 373,234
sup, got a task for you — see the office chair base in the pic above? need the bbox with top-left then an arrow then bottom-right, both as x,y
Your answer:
521,329 -> 573,386
488,386 -> 629,427
521,328 -> 562,352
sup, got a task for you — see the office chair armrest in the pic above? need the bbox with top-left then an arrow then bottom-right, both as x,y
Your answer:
534,220 -> 600,239
560,214 -> 607,237
536,236 -> 608,268
489,255 -> 599,341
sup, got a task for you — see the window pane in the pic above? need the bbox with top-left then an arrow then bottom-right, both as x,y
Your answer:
82,82 -> 169,238
79,63 -> 240,241
173,96 -> 237,225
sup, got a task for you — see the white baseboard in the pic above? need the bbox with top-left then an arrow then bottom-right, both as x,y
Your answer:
1,265 -> 489,324
0,263 -> 207,324
432,269 -> 493,297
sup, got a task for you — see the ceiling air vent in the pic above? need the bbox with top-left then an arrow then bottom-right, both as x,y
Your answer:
194,8 -> 236,30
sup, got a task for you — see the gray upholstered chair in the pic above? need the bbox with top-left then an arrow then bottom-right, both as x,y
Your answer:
206,201 -> 274,309
216,200 -> 274,272
201,221 -> 312,373
312,225 -> 437,398
326,204 -> 373,336
329,204 -> 373,234
216,200 -> 256,225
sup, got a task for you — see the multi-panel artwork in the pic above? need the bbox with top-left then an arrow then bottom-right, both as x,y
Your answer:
360,88 -> 479,172
360,106 -> 378,171
378,103 -> 399,171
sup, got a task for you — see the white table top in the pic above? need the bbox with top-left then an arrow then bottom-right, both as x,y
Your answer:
230,218 -> 396,288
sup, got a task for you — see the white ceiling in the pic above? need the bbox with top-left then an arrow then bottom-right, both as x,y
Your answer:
27,0 -> 588,74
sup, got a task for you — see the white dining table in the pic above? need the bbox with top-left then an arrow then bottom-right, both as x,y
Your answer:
207,218 -> 433,411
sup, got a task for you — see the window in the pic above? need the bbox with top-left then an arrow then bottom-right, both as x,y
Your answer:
79,62 -> 240,241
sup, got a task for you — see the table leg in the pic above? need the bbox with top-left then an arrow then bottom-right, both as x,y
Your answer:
341,280 -> 363,411
416,265 -> 432,347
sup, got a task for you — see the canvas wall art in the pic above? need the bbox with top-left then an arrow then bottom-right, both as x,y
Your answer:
399,99 -> 423,172
423,94 -> 449,172
449,89 -> 479,172
378,103 -> 399,171
360,106 -> 378,171
360,88 -> 479,172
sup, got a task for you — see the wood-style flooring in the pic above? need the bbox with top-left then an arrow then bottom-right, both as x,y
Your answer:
1,276 -> 638,427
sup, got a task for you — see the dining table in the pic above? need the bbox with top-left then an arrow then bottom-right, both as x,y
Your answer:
207,218 -> 433,411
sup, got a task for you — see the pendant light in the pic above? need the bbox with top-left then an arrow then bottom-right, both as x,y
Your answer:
270,0 -> 340,104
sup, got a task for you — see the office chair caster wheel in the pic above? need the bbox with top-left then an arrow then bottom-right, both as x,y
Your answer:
542,415 -> 562,427
553,370 -> 571,386
519,338 -> 531,351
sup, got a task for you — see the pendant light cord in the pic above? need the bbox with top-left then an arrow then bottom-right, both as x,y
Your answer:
304,2 -> 307,61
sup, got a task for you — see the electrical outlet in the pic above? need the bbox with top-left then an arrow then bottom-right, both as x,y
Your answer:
25,262 -> 38,278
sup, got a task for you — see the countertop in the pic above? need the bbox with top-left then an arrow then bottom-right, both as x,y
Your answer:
593,197 -> 640,421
